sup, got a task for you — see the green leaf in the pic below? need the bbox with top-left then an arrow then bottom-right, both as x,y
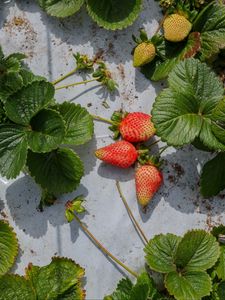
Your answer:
152,59 -> 225,149
212,225 -> 225,240
28,109 -> 65,153
165,271 -> 212,300
58,102 -> 93,146
27,148 -> 84,194
216,246 -> 225,281
26,257 -> 85,299
7,53 -> 26,61
0,258 -> 85,300
0,72 -> 23,102
0,124 -> 28,179
38,0 -> 84,18
104,278 -> 133,300
0,221 -> 18,276
145,234 -> 181,273
0,50 -> 26,102
175,230 -> 220,272
200,153 -> 225,198
0,275 -> 34,300
217,282 -> 225,299
193,2 -> 225,61
130,272 -> 163,300
19,68 -> 45,86
5,81 -> 55,125
143,32 -> 201,81
211,99 -> 225,144
86,0 -> 142,30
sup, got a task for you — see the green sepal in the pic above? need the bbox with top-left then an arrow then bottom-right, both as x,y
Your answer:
65,195 -> 86,223
108,110 -> 125,139
73,52 -> 94,71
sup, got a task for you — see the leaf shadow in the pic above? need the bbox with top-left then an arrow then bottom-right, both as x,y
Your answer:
134,68 -> 167,94
5,175 -> 89,238
14,0 -> 162,64
97,163 -> 135,182
0,1 -> 12,29
0,198 -> 5,214
72,136 -> 97,176
139,145 -> 225,224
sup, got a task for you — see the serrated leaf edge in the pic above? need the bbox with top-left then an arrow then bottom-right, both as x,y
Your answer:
0,220 -> 19,275
25,256 -> 86,299
86,0 -> 143,30
144,233 -> 181,273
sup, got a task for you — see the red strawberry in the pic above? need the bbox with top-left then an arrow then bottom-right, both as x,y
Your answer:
95,141 -> 138,168
135,165 -> 163,209
119,112 -> 155,143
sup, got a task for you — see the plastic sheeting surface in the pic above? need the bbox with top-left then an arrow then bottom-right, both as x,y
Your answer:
0,1 -> 225,299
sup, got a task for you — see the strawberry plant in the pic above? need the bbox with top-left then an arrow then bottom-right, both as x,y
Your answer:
133,1 -> 225,81
105,228 -> 225,300
0,220 -> 85,299
151,58 -> 225,197
0,46 -> 117,208
66,198 -> 225,300
37,0 -> 143,30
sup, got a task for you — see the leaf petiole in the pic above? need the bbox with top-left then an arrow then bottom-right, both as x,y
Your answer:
55,78 -> 99,91
73,213 -> 138,278
159,145 -> 170,156
116,181 -> 148,245
154,11 -> 168,35
52,67 -> 78,85
91,114 -> 114,125
148,139 -> 161,148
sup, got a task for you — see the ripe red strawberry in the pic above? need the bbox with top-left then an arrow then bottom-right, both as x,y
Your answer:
135,165 -> 163,209
119,112 -> 155,143
95,141 -> 138,168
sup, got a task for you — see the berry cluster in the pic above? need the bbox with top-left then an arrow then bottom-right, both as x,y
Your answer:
95,112 -> 163,211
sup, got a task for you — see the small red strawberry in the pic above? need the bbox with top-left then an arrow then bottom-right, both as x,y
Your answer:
135,165 -> 163,209
119,112 -> 156,143
95,141 -> 138,168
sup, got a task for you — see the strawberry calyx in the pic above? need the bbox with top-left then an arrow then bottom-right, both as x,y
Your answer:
137,145 -> 162,167
109,110 -> 128,139
166,1 -> 198,22
132,29 -> 151,45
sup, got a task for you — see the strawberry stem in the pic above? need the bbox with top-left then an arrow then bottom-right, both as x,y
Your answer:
154,11 -> 168,35
159,145 -> 169,156
116,181 -> 148,245
73,213 -> 138,278
52,67 -> 78,85
55,78 -> 100,90
148,139 -> 161,148
137,149 -> 149,155
91,114 -> 114,125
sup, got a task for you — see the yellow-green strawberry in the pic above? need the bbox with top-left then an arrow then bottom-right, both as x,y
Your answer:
135,165 -> 163,209
95,141 -> 138,168
163,14 -> 192,42
133,42 -> 156,67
